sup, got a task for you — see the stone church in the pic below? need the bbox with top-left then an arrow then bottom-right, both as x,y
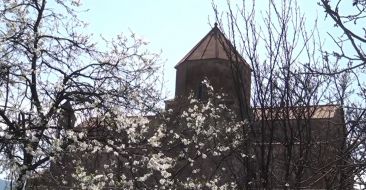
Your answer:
29,24 -> 352,189
165,23 -> 351,189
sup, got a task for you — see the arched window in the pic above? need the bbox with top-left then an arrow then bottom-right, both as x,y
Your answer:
196,83 -> 207,100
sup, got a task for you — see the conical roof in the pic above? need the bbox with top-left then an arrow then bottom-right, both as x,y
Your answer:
175,23 -> 247,67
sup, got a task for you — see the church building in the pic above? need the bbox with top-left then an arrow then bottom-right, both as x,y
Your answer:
28,23 -> 352,189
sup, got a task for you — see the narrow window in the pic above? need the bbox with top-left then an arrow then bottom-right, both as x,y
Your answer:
197,83 -> 207,100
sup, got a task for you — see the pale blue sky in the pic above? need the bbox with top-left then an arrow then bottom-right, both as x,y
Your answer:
80,0 -> 222,99
79,1 -> 330,99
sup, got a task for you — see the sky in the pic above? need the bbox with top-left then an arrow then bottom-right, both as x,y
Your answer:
78,0 -> 331,100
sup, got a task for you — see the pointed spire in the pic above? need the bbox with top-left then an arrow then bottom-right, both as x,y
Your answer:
175,23 -> 246,67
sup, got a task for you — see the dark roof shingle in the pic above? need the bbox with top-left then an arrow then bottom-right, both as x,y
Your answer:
176,23 -> 248,67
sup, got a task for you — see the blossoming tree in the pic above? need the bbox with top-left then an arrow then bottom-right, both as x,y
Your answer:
0,0 -> 163,189
0,1 -> 251,189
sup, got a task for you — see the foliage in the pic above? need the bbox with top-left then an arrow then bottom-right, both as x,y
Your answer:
161,80 -> 249,189
319,0 -> 366,188
25,80 -> 248,189
0,0 -> 162,189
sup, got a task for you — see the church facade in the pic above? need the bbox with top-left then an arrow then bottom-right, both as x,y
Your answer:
165,23 -> 352,189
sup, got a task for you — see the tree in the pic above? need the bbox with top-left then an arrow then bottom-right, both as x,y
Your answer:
320,0 -> 366,74
319,0 -> 366,188
0,0 -> 163,189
